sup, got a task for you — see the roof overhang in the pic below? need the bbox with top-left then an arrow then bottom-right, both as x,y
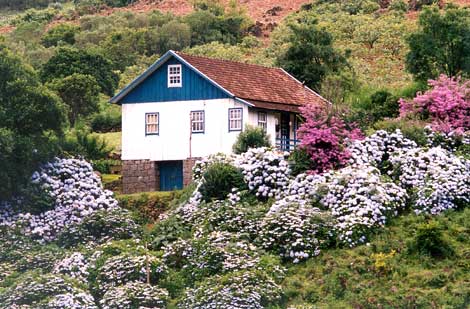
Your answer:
110,50 -> 253,107
245,99 -> 301,113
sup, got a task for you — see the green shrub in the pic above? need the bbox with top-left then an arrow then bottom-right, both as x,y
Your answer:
408,221 -> 455,258
288,148 -> 315,176
41,24 -> 79,47
91,111 -> 121,133
372,118 -> 428,146
62,130 -> 111,160
390,0 -> 408,12
117,192 -> 179,222
199,163 -> 246,202
92,159 -> 120,174
232,125 -> 271,154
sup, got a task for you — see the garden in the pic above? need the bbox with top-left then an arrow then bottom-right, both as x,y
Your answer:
0,73 -> 469,307
1,0 -> 470,307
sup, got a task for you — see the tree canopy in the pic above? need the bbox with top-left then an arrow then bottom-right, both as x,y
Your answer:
40,47 -> 119,96
276,17 -> 348,91
406,6 -> 470,81
0,45 -> 66,199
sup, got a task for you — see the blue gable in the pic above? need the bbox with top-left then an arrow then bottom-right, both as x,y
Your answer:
119,56 -> 230,104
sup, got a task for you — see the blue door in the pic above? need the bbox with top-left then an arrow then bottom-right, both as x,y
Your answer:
159,161 -> 183,191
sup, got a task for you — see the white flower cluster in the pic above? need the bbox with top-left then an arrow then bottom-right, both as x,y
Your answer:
192,153 -> 234,182
269,173 -> 328,213
0,274 -> 94,308
349,129 -> 417,169
95,254 -> 166,295
260,203 -> 331,263
163,231 -> 261,277
53,252 -> 89,282
179,269 -> 283,309
45,292 -> 97,309
425,126 -> 470,152
234,147 -> 290,199
321,165 -> 408,247
100,282 -> 168,309
392,147 -> 470,215
0,158 -> 118,242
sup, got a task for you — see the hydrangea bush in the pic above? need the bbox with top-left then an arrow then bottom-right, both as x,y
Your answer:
349,129 -> 417,172
234,147 -> 291,199
94,254 -> 167,295
321,165 -> 408,247
0,158 -> 119,242
391,147 -> 470,215
179,269 -> 284,309
0,274 -> 95,308
53,252 -> 89,282
259,203 -> 333,263
100,282 -> 169,309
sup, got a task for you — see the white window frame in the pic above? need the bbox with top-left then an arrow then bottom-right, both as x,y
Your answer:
191,110 -> 205,133
258,111 -> 267,131
145,112 -> 159,135
168,64 -> 182,88
228,108 -> 243,132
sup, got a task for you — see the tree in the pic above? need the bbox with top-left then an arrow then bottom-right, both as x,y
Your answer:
40,47 -> 119,96
41,24 -> 80,48
48,73 -> 101,126
0,45 -> 66,199
276,17 -> 348,91
406,7 -> 470,81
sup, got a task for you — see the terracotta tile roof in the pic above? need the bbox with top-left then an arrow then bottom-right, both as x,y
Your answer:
176,52 -> 328,110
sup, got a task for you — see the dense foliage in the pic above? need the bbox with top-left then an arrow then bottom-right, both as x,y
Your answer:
406,6 -> 470,81
0,45 -> 66,199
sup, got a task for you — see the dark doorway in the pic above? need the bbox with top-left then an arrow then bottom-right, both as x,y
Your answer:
159,161 -> 183,191
280,112 -> 291,150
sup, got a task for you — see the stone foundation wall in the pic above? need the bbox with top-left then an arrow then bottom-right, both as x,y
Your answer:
183,158 -> 199,187
122,160 -> 159,194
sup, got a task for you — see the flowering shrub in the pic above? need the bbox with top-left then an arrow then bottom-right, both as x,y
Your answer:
399,75 -> 470,133
234,147 -> 290,199
391,147 -> 470,215
100,282 -> 169,309
321,166 -> 407,247
297,104 -> 363,173
95,254 -> 166,295
179,269 -> 283,309
259,203 -> 333,263
163,231 -> 261,280
57,208 -> 141,248
270,173 -> 328,213
53,252 -> 89,282
0,158 -> 118,242
425,126 -> 470,153
349,129 -> 417,172
0,274 -> 95,308
192,153 -> 234,182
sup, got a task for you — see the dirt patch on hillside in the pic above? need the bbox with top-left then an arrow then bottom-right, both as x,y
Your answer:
0,25 -> 14,34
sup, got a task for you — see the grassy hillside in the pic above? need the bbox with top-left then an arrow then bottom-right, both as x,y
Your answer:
283,209 -> 470,308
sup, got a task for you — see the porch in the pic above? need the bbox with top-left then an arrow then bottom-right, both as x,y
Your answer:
274,111 -> 300,151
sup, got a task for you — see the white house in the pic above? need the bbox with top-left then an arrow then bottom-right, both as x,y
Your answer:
111,50 -> 327,193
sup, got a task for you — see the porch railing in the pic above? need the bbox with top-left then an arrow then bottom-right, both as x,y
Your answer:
275,138 -> 299,151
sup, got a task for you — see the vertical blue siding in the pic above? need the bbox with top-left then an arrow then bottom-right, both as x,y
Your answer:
120,57 -> 230,103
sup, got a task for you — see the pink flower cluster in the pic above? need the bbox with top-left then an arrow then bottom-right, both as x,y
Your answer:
298,104 -> 363,173
399,75 -> 470,133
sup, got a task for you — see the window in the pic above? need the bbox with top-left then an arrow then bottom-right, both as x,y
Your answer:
191,110 -> 205,133
168,64 -> 182,87
145,113 -> 159,135
228,108 -> 243,131
258,111 -> 267,131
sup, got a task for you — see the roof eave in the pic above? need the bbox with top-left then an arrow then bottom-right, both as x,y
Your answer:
279,68 -> 332,105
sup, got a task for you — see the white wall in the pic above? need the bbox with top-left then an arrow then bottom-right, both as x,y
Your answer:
247,109 -> 278,146
122,98 -> 256,161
